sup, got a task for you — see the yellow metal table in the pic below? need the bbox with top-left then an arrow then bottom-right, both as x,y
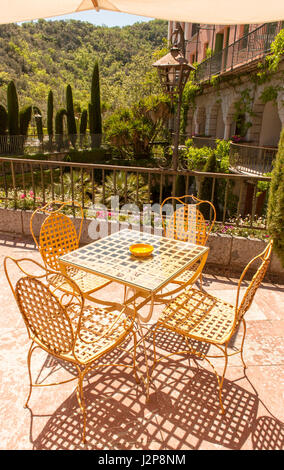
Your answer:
59,228 -> 209,395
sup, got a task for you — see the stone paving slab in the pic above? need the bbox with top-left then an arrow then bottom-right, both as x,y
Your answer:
0,233 -> 283,450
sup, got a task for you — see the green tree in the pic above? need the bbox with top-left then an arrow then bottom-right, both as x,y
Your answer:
19,105 -> 32,137
47,90 -> 53,144
79,109 -> 88,147
66,84 -> 77,147
7,80 -> 19,135
0,104 -> 8,135
89,61 -> 102,148
55,108 -> 67,150
267,128 -> 284,267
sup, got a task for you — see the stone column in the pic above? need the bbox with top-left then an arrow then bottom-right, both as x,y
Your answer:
224,117 -> 233,140
277,92 -> 284,128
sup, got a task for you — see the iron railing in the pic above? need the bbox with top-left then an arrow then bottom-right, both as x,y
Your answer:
229,143 -> 277,175
0,156 -> 272,229
196,22 -> 282,82
0,134 -> 105,156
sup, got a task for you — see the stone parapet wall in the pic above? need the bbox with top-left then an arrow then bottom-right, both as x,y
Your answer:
0,207 -> 283,283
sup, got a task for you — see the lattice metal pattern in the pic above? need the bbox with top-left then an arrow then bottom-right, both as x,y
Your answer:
166,206 -> 207,245
153,240 -> 273,415
159,288 -> 236,344
5,256 -> 138,443
39,213 -> 79,270
31,201 -> 110,296
161,195 -> 216,246
60,229 -> 208,293
70,304 -> 133,363
236,242 -> 273,323
15,276 -> 75,354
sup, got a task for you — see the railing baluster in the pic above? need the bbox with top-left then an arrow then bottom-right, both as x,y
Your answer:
70,166 -> 74,212
251,183 -> 257,227
113,170 -> 117,196
81,168 -> 84,209
147,173 -> 151,204
124,171 -> 128,205
30,162 -> 36,208
136,172 -> 139,206
222,179 -> 229,223
40,164 -> 45,205
210,177 -> 216,222
102,169 -> 105,205
159,173 -> 163,205
10,161 -> 17,208
60,166 -> 64,202
237,179 -> 244,224
92,168 -> 95,205
2,161 -> 8,201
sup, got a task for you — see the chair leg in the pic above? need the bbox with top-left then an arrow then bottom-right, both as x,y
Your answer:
76,368 -> 88,444
218,345 -> 228,415
25,343 -> 37,408
240,318 -> 247,371
132,330 -> 140,384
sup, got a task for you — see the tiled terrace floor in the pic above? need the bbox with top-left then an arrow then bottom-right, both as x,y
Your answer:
0,233 -> 283,450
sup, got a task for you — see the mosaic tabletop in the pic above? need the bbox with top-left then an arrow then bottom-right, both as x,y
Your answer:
59,229 -> 209,293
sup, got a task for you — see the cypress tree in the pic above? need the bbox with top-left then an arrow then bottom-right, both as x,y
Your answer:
19,105 -> 32,137
0,105 -> 8,135
79,109 -> 88,147
55,108 -> 67,150
7,81 -> 19,135
267,128 -> 284,267
80,109 -> 88,135
47,90 -> 53,140
66,84 -> 77,147
89,61 -> 102,147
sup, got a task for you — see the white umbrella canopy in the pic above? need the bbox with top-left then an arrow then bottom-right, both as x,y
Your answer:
0,0 -> 283,25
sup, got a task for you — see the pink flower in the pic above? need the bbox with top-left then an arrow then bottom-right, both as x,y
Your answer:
20,193 -> 26,199
29,191 -> 34,197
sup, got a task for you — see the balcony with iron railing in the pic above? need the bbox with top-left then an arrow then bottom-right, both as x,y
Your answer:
196,22 -> 282,83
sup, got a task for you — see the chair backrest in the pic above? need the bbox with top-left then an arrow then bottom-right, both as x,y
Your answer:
235,240 -> 273,324
161,195 -> 216,245
4,257 -> 83,356
30,201 -> 83,270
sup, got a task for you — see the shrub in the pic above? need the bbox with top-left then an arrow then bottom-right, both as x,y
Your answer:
47,90 -> 53,139
66,84 -> 77,147
0,105 -> 8,135
267,128 -> 284,266
19,105 -> 32,138
7,81 -> 19,135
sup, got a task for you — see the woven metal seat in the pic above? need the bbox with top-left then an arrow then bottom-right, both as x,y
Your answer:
161,195 -> 216,287
4,257 -> 139,443
30,200 -> 110,299
152,240 -> 273,413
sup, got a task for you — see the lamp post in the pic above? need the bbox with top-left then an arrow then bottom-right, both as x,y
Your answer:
153,24 -> 195,171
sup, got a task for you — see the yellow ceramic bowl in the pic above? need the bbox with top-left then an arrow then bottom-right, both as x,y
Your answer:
129,243 -> 154,257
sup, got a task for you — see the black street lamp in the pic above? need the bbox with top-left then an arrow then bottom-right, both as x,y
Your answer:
153,24 -> 195,170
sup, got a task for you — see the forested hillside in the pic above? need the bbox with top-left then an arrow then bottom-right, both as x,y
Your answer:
0,19 -> 167,118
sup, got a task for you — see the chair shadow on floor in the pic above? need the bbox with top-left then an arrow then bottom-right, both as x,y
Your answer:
27,327 -> 283,450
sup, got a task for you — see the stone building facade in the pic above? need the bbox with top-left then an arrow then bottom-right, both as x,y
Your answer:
168,21 -> 284,149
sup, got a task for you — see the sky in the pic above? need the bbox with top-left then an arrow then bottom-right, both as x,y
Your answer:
47,11 -> 154,27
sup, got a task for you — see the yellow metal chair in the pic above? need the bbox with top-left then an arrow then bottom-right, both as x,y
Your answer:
4,256 -> 140,443
30,200 -> 111,300
152,240 -> 273,414
161,195 -> 216,287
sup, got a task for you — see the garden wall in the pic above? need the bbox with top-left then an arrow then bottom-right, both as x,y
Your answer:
0,207 -> 283,283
